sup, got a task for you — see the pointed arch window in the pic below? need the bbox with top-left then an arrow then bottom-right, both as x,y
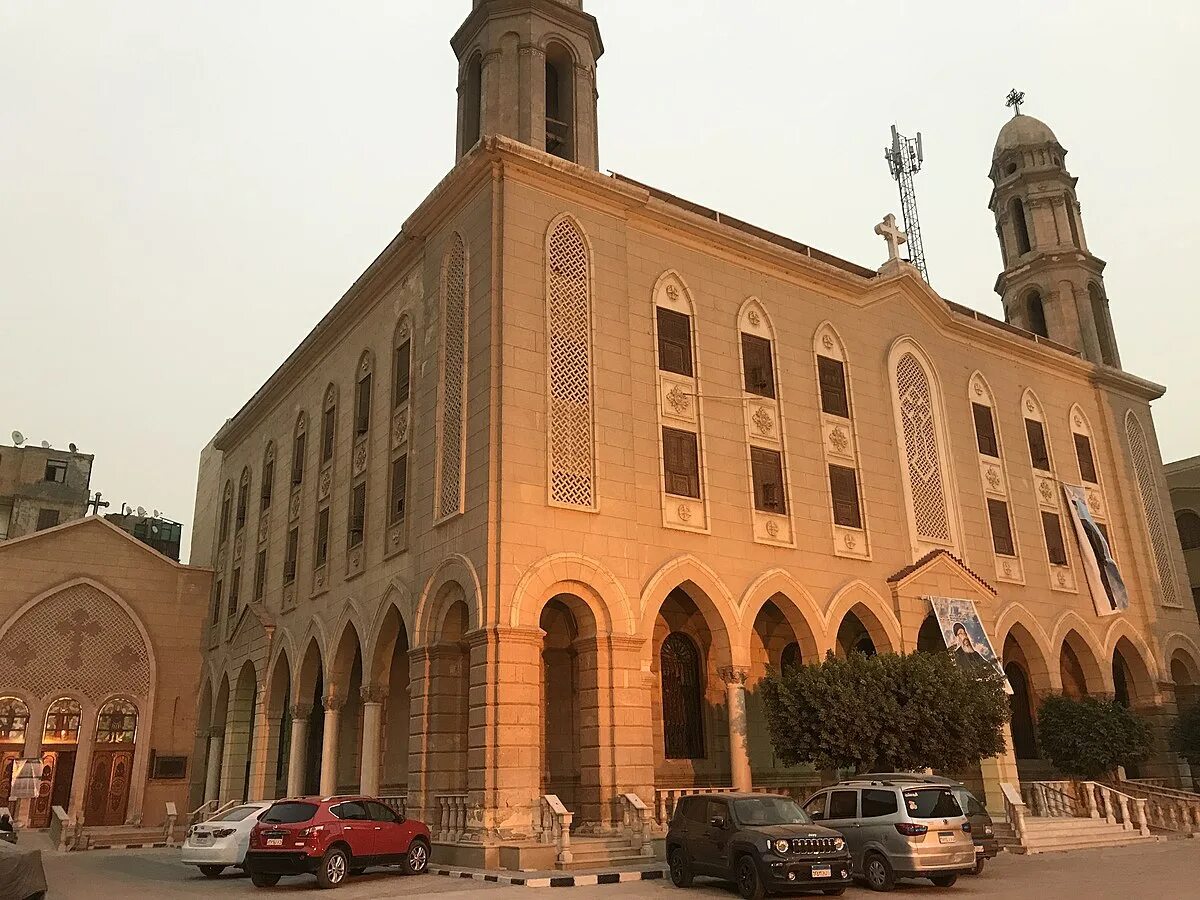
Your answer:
463,52 -> 483,152
546,216 -> 595,508
893,350 -> 952,545
291,414 -> 307,486
260,443 -> 276,512
354,353 -> 373,437
321,386 -> 337,464
661,632 -> 705,759
1010,197 -> 1032,255
1127,413 -> 1180,606
436,234 -> 468,520
1088,283 -> 1118,366
43,698 -> 81,743
1177,511 -> 1200,552
1026,291 -> 1049,338
0,697 -> 29,744
96,699 -> 137,744
218,481 -> 233,546
545,43 -> 575,162
393,320 -> 412,410
235,468 -> 251,532
1066,197 -> 1081,248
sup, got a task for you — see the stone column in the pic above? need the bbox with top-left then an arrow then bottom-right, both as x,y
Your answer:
319,694 -> 343,797
68,702 -> 98,822
359,685 -> 388,797
246,686 -> 273,801
205,728 -> 225,803
979,722 -> 1021,811
720,667 -> 753,793
286,705 -> 310,798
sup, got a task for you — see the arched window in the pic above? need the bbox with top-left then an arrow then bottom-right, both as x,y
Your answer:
291,413 -> 307,486
660,632 -> 705,759
235,468 -> 251,532
260,443 -> 275,512
547,216 -> 595,508
1088,283 -> 1118,366
916,614 -> 944,654
1127,412 -> 1179,607
354,352 -> 373,437
218,481 -> 233,546
1010,197 -> 1032,255
1177,511 -> 1200,551
893,350 -> 953,545
780,642 -> 802,674
43,698 -> 82,743
545,43 -> 575,161
0,697 -> 30,744
1066,197 -> 1081,248
463,52 -> 483,152
393,319 -> 412,411
1026,291 -> 1049,338
96,699 -> 138,744
321,385 -> 338,464
437,234 -> 468,520
1004,662 -> 1038,759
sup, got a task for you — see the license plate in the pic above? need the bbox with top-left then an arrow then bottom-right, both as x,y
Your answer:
811,867 -> 832,879
266,838 -> 283,846
938,833 -> 955,845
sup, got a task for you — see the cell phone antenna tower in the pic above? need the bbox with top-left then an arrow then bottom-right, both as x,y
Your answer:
884,124 -> 929,283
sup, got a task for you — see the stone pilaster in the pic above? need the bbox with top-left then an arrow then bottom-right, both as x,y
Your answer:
319,693 -> 344,796
719,666 -> 753,792
286,705 -> 310,798
359,684 -> 388,797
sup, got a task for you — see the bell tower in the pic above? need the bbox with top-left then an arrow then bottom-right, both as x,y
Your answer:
451,0 -> 603,170
989,92 -> 1120,367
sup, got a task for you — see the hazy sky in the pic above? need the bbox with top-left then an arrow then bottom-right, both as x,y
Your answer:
3,1 -> 1197,559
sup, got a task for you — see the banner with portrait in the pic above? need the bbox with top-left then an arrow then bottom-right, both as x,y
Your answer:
927,596 -> 1011,694
1062,484 -> 1129,616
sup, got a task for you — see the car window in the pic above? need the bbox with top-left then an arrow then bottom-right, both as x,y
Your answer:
704,799 -> 729,825
262,801 -> 318,824
367,801 -> 399,823
860,789 -> 898,818
903,789 -> 963,819
332,801 -> 370,821
803,794 -> 828,820
733,797 -> 811,826
956,791 -> 987,817
828,790 -> 858,819
210,805 -> 262,823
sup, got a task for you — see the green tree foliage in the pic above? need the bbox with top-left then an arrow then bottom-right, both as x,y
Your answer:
1036,695 -> 1151,779
1170,700 -> 1200,768
759,650 -> 1009,772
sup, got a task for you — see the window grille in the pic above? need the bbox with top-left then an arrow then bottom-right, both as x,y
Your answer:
895,353 -> 950,542
438,235 -> 467,518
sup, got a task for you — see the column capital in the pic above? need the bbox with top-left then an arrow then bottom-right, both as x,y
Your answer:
208,726 -> 226,740
718,665 -> 751,686
289,703 -> 312,720
464,624 -> 543,648
322,693 -> 346,712
360,684 -> 389,704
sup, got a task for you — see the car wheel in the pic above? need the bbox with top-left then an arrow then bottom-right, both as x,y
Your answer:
250,870 -> 281,887
199,865 -> 225,878
316,847 -> 350,889
736,856 -> 765,900
864,852 -> 895,892
669,848 -> 693,888
971,857 -> 986,876
405,839 -> 430,875
930,874 -> 958,888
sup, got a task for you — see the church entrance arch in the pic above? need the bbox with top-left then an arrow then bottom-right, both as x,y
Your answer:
32,697 -> 82,828
1059,630 -> 1102,698
266,653 -> 291,799
84,698 -> 137,826
367,602 -> 412,797
746,597 -> 815,779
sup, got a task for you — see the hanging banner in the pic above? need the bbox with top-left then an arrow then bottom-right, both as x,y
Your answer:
8,759 -> 44,800
927,596 -> 1011,694
1062,484 -> 1129,616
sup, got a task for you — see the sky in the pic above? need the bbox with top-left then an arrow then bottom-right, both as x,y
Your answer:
3,1 -> 1197,560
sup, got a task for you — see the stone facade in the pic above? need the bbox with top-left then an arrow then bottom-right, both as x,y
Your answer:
189,0 -> 1200,866
0,442 -> 93,541
1166,455 -> 1200,711
0,517 -> 211,829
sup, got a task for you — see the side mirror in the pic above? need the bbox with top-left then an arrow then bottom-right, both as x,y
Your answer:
710,816 -> 727,830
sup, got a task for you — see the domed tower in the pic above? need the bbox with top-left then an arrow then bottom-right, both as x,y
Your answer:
451,0 -> 603,170
989,98 -> 1120,367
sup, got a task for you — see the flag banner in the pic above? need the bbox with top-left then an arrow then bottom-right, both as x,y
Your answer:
1062,484 -> 1129,616
927,596 -> 1011,694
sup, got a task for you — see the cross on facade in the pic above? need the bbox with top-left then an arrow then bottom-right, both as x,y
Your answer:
1006,88 -> 1025,116
875,213 -> 908,262
86,491 -> 110,516
55,607 -> 102,670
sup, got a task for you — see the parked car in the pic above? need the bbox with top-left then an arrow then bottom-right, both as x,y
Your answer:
180,800 -> 273,878
0,836 -> 48,900
246,796 -> 430,889
858,773 -> 1000,875
802,780 -> 975,891
0,808 -> 17,845
666,792 -> 852,899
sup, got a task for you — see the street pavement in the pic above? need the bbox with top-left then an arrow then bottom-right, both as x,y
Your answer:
38,838 -> 1198,900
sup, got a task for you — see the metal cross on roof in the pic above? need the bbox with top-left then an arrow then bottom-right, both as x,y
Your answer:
1006,88 -> 1025,116
86,491 -> 110,516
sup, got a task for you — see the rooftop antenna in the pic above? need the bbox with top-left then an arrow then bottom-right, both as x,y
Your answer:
884,124 -> 930,283
11,430 -> 25,447
40,440 -> 51,449
136,506 -> 147,517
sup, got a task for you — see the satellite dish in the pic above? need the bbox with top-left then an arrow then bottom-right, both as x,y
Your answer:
153,509 -> 161,518
40,441 -> 50,449
137,506 -> 147,517
69,442 -> 78,453
10,431 -> 24,447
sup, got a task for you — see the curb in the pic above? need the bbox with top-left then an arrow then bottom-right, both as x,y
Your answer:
431,866 -> 668,888
85,842 -> 174,851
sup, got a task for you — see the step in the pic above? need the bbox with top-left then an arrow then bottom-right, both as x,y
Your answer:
83,828 -> 171,849
1022,834 -> 1154,854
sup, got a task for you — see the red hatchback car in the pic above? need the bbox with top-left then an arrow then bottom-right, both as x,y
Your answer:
246,796 -> 430,889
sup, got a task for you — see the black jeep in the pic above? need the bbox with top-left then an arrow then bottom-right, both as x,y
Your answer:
666,793 -> 852,899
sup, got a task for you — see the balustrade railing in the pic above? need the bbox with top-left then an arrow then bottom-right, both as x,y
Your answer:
436,793 -> 469,842
619,792 -> 657,853
654,786 -> 739,826
1023,781 -> 1150,837
1102,779 -> 1200,833
378,794 -> 408,821
189,798 -> 241,825
539,794 -> 573,866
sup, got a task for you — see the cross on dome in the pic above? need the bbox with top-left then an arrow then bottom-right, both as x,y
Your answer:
1006,88 -> 1025,117
875,213 -> 908,263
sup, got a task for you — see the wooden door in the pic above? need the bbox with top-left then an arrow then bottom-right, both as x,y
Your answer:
84,748 -> 133,827
0,748 -> 21,807
29,751 -> 62,828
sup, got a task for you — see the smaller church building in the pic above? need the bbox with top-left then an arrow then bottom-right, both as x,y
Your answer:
0,517 -> 211,831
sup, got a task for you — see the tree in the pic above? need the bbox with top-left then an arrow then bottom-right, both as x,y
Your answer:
759,650 -> 1009,772
1170,700 -> 1200,768
1036,694 -> 1151,779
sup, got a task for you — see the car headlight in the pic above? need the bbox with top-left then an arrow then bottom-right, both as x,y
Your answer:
833,837 -> 845,852
770,839 -> 790,855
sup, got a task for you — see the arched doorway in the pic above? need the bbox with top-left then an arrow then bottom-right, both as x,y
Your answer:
329,625 -> 365,793
0,698 -> 31,811
747,597 -> 816,781
1059,631 -> 1101,699
223,663 -> 258,802
84,699 -> 137,825
1172,652 -> 1200,713
266,654 -> 292,799
366,602 -> 411,798
836,608 -> 886,657
422,589 -> 471,828
916,613 -> 944,654
660,632 -> 705,761
1004,661 -> 1038,760
295,638 -> 325,797
31,698 -> 82,827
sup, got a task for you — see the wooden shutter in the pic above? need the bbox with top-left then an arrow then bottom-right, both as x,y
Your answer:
394,340 -> 411,407
253,550 -> 267,601
355,374 -> 372,435
828,464 -> 862,528
662,427 -> 700,498
390,455 -> 408,524
1026,419 -> 1051,471
1042,511 -> 1068,565
817,356 -> 850,418
657,308 -> 694,377
315,508 -> 330,565
741,334 -> 775,398
349,482 -> 366,547
987,498 -> 1015,556
322,406 -> 336,461
750,447 -> 786,513
1074,433 -> 1098,483
291,432 -> 306,485
284,528 -> 299,582
973,403 -> 1000,458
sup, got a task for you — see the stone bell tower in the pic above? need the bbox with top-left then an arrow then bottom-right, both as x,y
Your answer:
989,93 -> 1120,367
451,0 -> 603,170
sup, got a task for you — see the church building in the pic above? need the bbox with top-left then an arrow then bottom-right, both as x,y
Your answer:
189,0 -> 1200,867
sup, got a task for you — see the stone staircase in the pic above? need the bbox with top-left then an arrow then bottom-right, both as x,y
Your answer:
567,835 -> 654,870
79,824 -> 178,849
992,816 -> 1156,855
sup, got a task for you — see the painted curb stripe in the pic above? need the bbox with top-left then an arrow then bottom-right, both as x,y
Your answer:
431,866 -> 669,888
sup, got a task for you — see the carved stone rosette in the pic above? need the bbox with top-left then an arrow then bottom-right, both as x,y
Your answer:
312,565 -> 327,595
318,467 -> 332,502
391,405 -> 409,449
352,438 -> 368,478
289,487 -> 302,523
258,511 -> 270,546
233,531 -> 244,562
